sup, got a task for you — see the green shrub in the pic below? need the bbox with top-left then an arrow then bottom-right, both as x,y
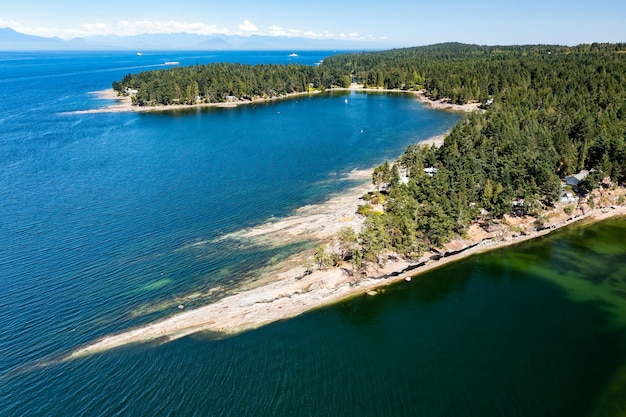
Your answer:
357,204 -> 373,216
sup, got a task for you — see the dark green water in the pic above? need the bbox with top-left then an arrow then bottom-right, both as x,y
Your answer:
6,217 -> 626,416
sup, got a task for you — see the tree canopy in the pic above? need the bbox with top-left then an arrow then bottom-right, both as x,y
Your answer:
112,62 -> 349,105
335,43 -> 626,266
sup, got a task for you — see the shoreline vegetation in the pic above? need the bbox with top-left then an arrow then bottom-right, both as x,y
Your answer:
66,43 -> 626,360
73,85 -> 480,115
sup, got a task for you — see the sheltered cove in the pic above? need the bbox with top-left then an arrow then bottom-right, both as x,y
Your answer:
74,85 -> 482,115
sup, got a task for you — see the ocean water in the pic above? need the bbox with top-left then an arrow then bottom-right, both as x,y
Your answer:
1,51 -> 625,417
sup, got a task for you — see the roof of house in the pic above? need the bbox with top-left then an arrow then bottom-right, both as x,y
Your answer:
565,170 -> 590,184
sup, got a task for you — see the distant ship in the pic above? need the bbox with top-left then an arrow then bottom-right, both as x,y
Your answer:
164,61 -> 180,65
136,52 -> 143,56
288,53 -> 299,57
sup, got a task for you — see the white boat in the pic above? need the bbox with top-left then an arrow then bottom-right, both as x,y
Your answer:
289,53 -> 299,57
164,61 -> 180,65
136,52 -> 143,56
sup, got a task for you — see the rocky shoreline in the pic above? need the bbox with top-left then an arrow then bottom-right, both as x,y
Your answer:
66,168 -> 626,360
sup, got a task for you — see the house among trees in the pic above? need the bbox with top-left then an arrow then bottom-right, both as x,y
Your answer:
559,191 -> 576,203
565,170 -> 590,187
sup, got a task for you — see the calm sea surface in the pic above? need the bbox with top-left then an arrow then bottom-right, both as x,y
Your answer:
1,51 -> 625,416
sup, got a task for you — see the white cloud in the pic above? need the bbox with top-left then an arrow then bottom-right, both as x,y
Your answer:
339,32 -> 363,40
21,26 -> 62,38
303,30 -> 331,39
82,22 -> 109,32
6,16 -> 372,43
268,24 -> 285,36
16,20 -> 230,39
115,20 -> 228,36
238,19 -> 258,32
0,19 -> 20,28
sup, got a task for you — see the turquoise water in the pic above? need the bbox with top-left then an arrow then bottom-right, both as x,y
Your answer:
1,51 -> 625,416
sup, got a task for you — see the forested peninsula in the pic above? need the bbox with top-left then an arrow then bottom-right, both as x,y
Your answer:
112,43 -> 626,272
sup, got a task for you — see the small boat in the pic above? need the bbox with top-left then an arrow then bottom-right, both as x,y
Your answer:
289,53 -> 299,57
164,61 -> 180,65
344,98 -> 349,104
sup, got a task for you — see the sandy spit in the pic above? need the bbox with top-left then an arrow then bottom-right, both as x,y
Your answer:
339,85 -> 483,113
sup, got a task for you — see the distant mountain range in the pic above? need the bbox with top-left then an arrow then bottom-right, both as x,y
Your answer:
0,27 -> 387,51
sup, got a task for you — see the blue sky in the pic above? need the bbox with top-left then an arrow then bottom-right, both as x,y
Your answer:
1,0 -> 625,46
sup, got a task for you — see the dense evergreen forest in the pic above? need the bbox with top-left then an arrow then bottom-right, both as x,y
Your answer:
112,62 -> 350,105
325,44 -> 626,262
321,43 -> 626,267
112,43 -> 626,268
